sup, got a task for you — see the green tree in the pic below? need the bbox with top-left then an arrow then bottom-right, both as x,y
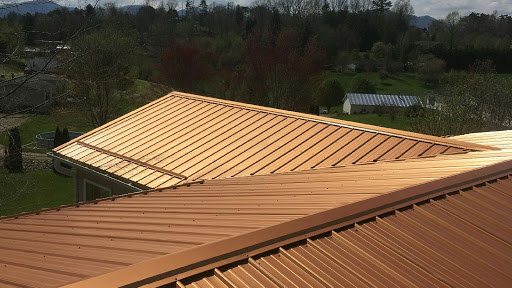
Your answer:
64,29 -> 136,127
351,75 -> 376,94
320,79 -> 345,111
445,11 -> 460,50
5,127 -> 22,173
415,54 -> 446,86
407,60 -> 512,135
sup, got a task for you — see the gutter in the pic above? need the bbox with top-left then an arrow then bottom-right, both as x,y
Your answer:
47,152 -> 145,199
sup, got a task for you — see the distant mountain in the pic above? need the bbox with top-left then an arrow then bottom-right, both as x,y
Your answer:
409,15 -> 436,29
118,5 -> 144,14
0,0 -> 62,17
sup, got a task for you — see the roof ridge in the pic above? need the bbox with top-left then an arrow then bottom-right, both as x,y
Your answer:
60,158 -> 512,288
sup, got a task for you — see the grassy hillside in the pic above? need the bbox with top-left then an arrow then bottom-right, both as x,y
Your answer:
323,72 -> 431,101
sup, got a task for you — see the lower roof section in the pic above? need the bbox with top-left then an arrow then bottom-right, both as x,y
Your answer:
2,130 -> 511,288
60,157 -> 512,288
178,173 -> 512,288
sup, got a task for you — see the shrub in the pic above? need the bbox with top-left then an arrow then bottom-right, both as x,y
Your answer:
351,75 -> 376,94
378,70 -> 389,80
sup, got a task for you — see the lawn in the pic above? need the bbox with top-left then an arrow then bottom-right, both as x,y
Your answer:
0,59 -> 25,79
0,113 -> 94,153
332,113 -> 411,131
0,170 -> 74,216
322,72 -> 432,102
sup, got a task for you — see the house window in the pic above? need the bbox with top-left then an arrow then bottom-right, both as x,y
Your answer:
84,180 -> 111,201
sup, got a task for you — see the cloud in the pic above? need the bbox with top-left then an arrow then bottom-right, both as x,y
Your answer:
58,0 -> 511,19
411,0 -> 512,19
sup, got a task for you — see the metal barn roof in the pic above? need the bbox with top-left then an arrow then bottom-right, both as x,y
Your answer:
346,93 -> 422,107
53,92 -> 490,188
2,130 -> 512,288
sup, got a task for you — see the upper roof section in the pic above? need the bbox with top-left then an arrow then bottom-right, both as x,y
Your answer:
53,92 -> 494,188
346,93 -> 421,107
451,130 -> 512,150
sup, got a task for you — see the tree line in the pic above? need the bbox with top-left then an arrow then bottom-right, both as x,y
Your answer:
0,0 -> 510,128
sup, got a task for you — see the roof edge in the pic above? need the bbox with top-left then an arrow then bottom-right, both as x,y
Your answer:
61,158 -> 512,288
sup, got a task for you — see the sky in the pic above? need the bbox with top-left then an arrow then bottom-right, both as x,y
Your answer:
61,0 -> 512,20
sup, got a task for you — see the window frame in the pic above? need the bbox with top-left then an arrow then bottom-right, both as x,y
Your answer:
83,179 -> 112,201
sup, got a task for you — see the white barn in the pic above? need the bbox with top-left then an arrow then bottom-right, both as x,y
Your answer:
342,93 -> 422,115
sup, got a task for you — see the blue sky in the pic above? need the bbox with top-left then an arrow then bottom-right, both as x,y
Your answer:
62,0 -> 512,19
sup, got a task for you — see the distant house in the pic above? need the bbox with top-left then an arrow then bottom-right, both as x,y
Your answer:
342,93 -> 422,114
0,74 -> 63,114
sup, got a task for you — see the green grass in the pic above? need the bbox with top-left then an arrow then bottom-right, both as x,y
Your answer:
322,72 -> 432,102
0,60 -> 25,79
0,113 -> 94,150
0,170 -> 74,216
332,113 -> 411,131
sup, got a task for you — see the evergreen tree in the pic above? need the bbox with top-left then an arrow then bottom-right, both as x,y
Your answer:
199,0 -> 208,27
62,127 -> 70,143
185,0 -> 193,18
53,126 -> 63,148
371,0 -> 392,13
5,127 -> 22,173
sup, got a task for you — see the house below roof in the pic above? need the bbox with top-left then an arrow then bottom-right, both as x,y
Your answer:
342,93 -> 422,115
50,91 -> 493,202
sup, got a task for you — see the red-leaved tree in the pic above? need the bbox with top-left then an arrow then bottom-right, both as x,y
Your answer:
157,40 -> 216,93
233,29 -> 325,113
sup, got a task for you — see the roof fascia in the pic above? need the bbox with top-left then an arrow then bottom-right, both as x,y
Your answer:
61,158 -> 512,288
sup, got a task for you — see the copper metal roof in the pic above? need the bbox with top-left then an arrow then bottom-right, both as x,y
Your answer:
53,92 -> 493,188
60,157 -> 512,288
175,171 -> 512,288
2,130 -> 512,287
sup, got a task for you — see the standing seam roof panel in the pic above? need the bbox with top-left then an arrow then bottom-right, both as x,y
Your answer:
53,92 -> 487,188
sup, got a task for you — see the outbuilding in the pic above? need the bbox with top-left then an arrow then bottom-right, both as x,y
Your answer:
342,93 -> 422,114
